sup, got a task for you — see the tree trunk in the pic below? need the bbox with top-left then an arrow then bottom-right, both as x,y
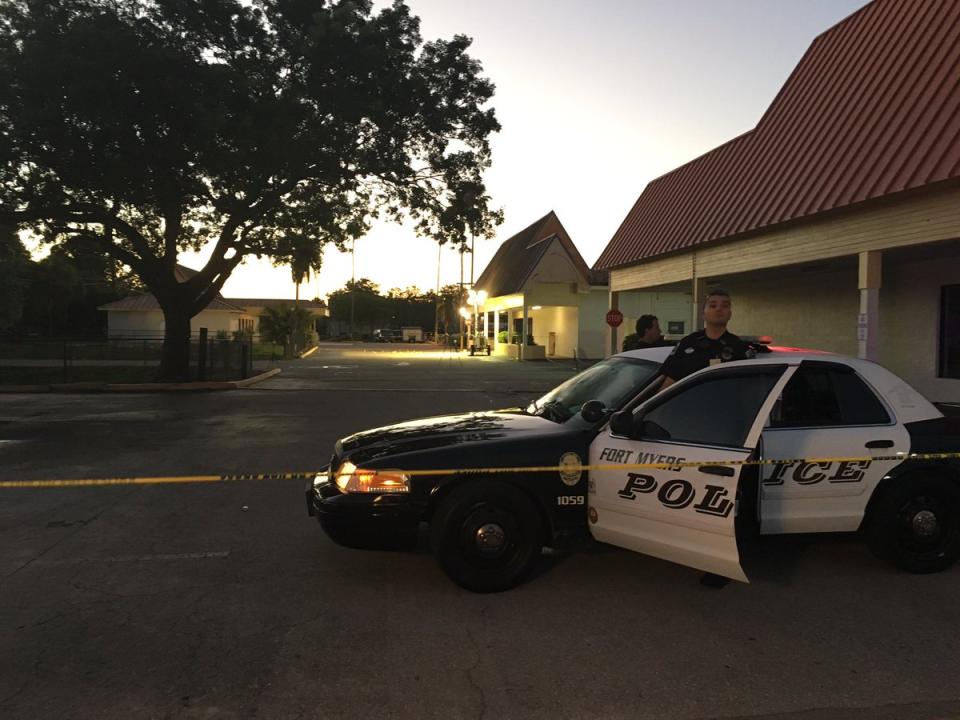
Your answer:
157,304 -> 192,382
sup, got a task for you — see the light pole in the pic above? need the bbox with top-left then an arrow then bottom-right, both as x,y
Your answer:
458,306 -> 469,352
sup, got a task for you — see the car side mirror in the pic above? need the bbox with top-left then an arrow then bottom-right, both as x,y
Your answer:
608,410 -> 636,437
580,399 -> 607,423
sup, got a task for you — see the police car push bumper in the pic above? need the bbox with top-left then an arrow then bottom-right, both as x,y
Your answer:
308,473 -> 426,549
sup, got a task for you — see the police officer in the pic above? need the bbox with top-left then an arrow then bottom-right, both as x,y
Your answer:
622,314 -> 668,351
660,289 -> 752,389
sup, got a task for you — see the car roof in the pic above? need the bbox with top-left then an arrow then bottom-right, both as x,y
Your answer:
615,344 -> 939,424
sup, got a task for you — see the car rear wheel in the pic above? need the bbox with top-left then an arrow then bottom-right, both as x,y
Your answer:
430,481 -> 542,593
867,474 -> 960,574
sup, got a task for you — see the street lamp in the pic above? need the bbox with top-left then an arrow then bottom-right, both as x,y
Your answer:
458,306 -> 469,351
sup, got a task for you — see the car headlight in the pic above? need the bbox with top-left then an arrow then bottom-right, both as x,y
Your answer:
334,461 -> 410,494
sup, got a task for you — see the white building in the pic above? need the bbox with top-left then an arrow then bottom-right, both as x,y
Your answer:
99,266 -> 327,339
472,211 -> 680,360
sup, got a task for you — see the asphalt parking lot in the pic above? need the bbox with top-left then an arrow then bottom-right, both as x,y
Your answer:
2,343 -> 960,720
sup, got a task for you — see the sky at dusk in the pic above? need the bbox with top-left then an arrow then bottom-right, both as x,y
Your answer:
191,0 -> 871,302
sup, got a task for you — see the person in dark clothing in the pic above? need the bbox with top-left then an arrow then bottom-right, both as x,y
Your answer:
660,289 -> 752,389
635,314 -> 665,348
622,314 -> 667,351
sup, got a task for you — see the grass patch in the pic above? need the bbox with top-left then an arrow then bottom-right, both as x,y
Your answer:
252,343 -> 285,360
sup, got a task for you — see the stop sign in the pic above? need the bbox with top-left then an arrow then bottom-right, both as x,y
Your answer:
605,309 -> 624,327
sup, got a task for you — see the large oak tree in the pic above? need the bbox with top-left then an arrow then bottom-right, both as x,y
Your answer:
0,0 -> 501,379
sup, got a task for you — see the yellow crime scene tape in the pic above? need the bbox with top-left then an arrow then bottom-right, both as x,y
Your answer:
1,452 -> 959,489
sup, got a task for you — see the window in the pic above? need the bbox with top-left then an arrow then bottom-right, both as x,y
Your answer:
640,368 -> 783,448
941,285 -> 960,379
771,362 -> 889,428
528,357 -> 660,421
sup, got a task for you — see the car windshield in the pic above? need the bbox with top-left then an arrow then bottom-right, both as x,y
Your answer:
526,357 -> 661,422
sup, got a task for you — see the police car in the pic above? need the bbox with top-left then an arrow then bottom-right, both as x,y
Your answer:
307,346 -> 960,592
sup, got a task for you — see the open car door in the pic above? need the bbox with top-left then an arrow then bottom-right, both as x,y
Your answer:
588,364 -> 794,582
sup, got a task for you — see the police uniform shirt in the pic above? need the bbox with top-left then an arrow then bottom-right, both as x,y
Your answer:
660,330 -> 752,381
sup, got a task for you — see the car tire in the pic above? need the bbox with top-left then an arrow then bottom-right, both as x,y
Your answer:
867,474 -> 960,574
430,481 -> 543,593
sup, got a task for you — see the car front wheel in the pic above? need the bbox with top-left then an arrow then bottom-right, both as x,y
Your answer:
868,474 -> 960,574
430,481 -> 543,593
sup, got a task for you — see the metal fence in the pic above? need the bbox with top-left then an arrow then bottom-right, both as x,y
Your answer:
0,337 -> 257,383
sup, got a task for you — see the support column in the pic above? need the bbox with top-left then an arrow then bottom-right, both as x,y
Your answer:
493,310 -> 499,352
520,301 -> 528,361
691,275 -> 707,333
858,250 -> 882,361
606,289 -> 620,357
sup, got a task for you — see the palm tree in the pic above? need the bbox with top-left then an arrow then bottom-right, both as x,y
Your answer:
279,235 -> 323,307
258,304 -> 313,359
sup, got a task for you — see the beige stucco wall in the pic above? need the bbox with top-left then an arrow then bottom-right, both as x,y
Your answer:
615,289 -> 695,340
577,289 -> 611,358
719,266 -> 860,355
525,282 -> 580,307
527,305 -> 578,358
881,253 -> 960,402
525,241 -> 583,288
107,309 -> 239,338
107,311 -> 166,338
686,254 -> 960,402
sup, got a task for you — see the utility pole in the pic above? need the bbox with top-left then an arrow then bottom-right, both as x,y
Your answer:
458,247 -> 464,351
349,237 -> 356,340
434,243 -> 441,344
469,233 -> 476,350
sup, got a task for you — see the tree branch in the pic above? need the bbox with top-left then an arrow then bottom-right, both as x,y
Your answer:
191,253 -> 243,315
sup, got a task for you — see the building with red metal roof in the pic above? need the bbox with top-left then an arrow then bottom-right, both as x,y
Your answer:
594,0 -> 960,401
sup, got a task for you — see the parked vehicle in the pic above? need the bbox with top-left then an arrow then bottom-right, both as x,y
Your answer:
307,346 -> 958,592
372,329 -> 401,343
401,327 -> 424,343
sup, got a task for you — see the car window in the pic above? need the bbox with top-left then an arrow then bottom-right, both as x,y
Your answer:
639,368 -> 783,448
528,357 -> 660,422
770,362 -> 889,428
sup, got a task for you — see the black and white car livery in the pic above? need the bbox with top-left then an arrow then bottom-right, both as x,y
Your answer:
307,346 -> 960,591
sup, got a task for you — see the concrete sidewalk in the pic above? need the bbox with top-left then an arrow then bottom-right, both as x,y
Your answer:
0,368 -> 281,393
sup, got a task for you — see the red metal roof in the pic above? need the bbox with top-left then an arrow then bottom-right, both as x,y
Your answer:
595,0 -> 960,271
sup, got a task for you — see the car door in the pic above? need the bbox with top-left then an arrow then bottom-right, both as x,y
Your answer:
588,364 -> 793,582
759,360 -> 910,534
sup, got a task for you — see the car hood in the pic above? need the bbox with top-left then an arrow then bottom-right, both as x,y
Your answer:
338,409 -> 576,464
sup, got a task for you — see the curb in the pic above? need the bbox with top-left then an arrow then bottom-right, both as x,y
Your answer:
0,368 -> 282,394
